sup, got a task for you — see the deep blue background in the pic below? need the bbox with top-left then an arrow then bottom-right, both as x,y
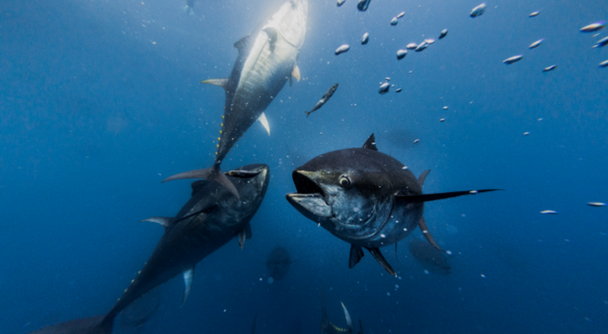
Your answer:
1,0 -> 607,333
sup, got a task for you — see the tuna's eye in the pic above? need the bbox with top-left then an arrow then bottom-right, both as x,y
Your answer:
339,175 -> 351,188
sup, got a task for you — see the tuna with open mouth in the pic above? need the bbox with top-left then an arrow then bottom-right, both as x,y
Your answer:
285,134 -> 499,276
163,0 -> 307,199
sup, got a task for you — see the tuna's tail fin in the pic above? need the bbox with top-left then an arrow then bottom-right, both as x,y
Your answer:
28,315 -> 112,334
305,111 -> 312,117
162,165 -> 239,199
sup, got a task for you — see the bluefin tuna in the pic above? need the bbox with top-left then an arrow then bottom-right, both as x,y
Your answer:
163,0 -> 307,199
285,134 -> 498,276
29,164 -> 270,334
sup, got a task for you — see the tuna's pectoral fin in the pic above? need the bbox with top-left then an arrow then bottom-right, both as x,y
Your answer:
362,133 -> 378,151
263,27 -> 278,52
290,65 -> 301,86
417,170 -> 431,187
238,223 -> 252,249
141,217 -> 172,228
348,244 -> 364,269
163,166 -> 240,199
418,217 -> 444,252
395,189 -> 501,203
257,112 -> 270,136
200,78 -> 230,91
366,247 -> 397,277
182,267 -> 194,306
234,34 -> 251,52
340,302 -> 355,332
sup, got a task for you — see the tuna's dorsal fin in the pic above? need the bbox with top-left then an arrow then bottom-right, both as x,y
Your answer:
200,78 -> 230,91
418,217 -> 444,252
234,34 -> 251,52
238,223 -> 252,249
366,247 -> 396,277
257,112 -> 270,136
182,267 -> 194,306
290,65 -> 301,86
395,189 -> 500,203
263,27 -> 278,51
362,133 -> 378,151
418,170 -> 431,187
141,217 -> 172,228
348,244 -> 364,268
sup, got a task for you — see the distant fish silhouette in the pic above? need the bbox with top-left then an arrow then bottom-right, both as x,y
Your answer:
266,246 -> 293,281
408,239 -> 451,275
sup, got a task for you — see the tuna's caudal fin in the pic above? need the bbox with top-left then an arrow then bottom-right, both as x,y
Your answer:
29,315 -> 111,334
258,112 -> 270,136
163,165 -> 240,199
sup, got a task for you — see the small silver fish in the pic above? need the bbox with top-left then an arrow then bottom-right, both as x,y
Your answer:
439,118 -> 445,122
395,88 -> 402,93
425,39 -> 435,45
379,82 -> 390,94
305,84 -> 339,117
580,22 -> 606,33
470,3 -> 486,18
593,36 -> 608,48
529,11 -> 540,17
357,0 -> 371,12
396,49 -> 408,60
523,132 -> 530,136
390,17 -> 398,26
397,11 -> 405,19
415,41 -> 428,52
362,32 -> 369,45
503,55 -> 523,64
588,202 -> 607,207
413,139 -> 420,144
439,29 -> 448,39
385,77 -> 391,81
443,106 -> 448,110
406,42 -> 418,50
540,210 -> 558,215
600,60 -> 608,68
337,0 -> 346,7
529,39 -> 544,49
335,44 -> 350,55
543,65 -> 557,72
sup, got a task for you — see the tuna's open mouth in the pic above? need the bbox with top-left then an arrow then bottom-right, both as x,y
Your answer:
292,170 -> 323,196
285,170 -> 332,219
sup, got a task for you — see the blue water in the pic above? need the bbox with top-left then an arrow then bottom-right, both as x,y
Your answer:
1,0 -> 607,333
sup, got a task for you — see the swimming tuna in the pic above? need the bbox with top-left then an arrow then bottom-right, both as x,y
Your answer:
163,0 -> 307,198
305,84 -> 339,117
439,29 -> 448,39
285,134 -> 498,276
29,164 -> 270,334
